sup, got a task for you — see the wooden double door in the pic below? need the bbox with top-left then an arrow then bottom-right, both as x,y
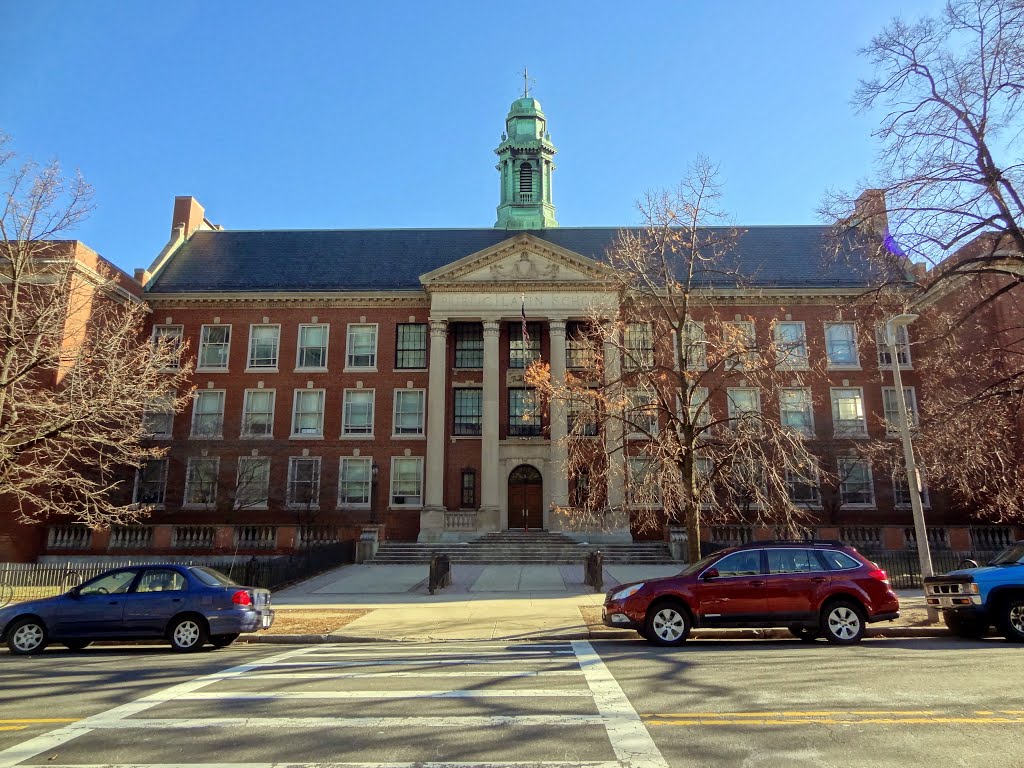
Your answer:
507,465 -> 544,530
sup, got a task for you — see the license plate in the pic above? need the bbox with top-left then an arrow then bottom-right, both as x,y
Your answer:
261,614 -> 272,629
938,597 -> 956,607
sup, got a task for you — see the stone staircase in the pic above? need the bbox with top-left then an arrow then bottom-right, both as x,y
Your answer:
369,530 -> 679,565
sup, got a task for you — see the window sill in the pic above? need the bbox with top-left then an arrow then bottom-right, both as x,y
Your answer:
338,504 -> 371,510
189,434 -> 224,440
290,434 -> 325,440
196,367 -> 230,374
340,433 -> 375,440
826,364 -> 862,371
287,505 -> 321,511
392,433 -> 426,440
344,366 -> 378,374
394,368 -> 428,373
840,504 -> 877,510
240,433 -> 274,440
389,505 -> 423,511
181,504 -> 216,510
776,365 -> 811,372
878,364 -> 913,371
295,367 -> 329,374
245,367 -> 279,374
451,435 -> 482,441
894,503 -> 932,510
146,435 -> 173,441
233,505 -> 269,511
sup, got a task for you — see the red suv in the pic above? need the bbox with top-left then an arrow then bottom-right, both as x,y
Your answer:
603,541 -> 900,645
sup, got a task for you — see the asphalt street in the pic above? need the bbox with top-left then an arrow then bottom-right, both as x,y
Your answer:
0,637 -> 1020,768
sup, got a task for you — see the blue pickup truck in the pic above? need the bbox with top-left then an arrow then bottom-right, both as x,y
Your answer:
923,540 -> 1024,641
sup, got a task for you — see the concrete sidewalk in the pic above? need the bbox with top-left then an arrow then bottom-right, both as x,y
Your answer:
251,562 -> 946,643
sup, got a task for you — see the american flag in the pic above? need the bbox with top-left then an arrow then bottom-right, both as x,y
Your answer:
521,297 -> 530,347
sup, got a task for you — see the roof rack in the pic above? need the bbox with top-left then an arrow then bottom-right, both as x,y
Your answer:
737,539 -> 846,547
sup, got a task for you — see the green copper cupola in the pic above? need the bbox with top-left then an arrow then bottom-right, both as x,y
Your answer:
494,95 -> 558,229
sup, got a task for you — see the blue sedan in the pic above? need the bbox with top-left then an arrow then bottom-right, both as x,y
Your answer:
0,564 -> 275,654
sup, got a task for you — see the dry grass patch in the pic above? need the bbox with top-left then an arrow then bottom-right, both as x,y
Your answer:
268,609 -> 372,635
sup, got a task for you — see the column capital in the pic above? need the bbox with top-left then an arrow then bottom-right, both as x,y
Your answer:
548,318 -> 567,337
482,320 -> 501,338
429,319 -> 448,337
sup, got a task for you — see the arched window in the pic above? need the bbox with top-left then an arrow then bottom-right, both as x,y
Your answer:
519,162 -> 533,197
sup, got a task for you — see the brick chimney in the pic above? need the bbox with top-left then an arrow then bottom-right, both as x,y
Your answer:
853,189 -> 888,237
171,196 -> 206,239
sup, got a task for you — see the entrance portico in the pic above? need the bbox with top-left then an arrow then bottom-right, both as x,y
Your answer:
416,234 -> 629,544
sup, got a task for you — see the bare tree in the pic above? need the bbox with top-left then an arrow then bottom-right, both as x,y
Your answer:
529,158 -> 825,562
0,134 -> 192,527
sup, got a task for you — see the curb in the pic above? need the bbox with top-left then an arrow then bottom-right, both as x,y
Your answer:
240,626 -> 951,644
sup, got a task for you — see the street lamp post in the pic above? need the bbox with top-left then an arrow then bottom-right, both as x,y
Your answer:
886,313 -> 937,621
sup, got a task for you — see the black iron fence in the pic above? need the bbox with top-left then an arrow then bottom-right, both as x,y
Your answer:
0,541 -> 355,607
864,550 -> 998,589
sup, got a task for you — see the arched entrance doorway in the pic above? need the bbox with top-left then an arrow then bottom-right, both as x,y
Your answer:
507,465 -> 543,530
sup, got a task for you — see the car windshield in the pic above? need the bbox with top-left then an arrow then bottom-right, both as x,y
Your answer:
190,566 -> 239,586
678,553 -> 724,576
988,543 -> 1024,566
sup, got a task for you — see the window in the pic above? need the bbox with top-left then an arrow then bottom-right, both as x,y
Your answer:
346,323 -> 378,369
136,569 -> 186,593
882,386 -> 919,435
453,323 -> 483,368
152,325 -> 183,369
767,549 -> 823,574
779,387 -> 814,437
893,468 -> 930,508
184,457 -> 219,506
838,457 -> 874,506
393,389 -> 425,436
142,395 -> 174,438
339,457 -> 372,507
247,324 -> 280,369
570,467 -> 590,507
722,321 -> 756,370
774,321 -> 809,369
80,570 -> 136,596
519,162 -> 533,196
461,468 -> 477,508
287,457 -> 321,508
568,389 -> 599,436
453,389 -> 483,436
391,457 -> 424,507
687,387 -> 711,429
235,457 -> 270,509
291,389 -> 326,437
831,388 -> 867,437
876,324 -> 911,367
509,322 -> 541,369
198,325 -> 231,370
134,459 -> 167,506
566,321 -> 599,370
820,550 -> 862,570
824,322 -> 858,367
785,464 -> 821,506
682,320 -> 707,369
296,324 -> 329,370
627,457 -> 660,505
508,388 -> 542,436
627,388 -> 659,438
241,389 -> 275,437
711,550 -> 763,577
190,390 -> 225,438
342,389 -> 374,436
727,387 -> 760,419
395,323 -> 428,369
624,322 -> 654,369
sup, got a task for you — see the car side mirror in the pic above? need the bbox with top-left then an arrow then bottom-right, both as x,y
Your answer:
68,587 -> 81,599
959,559 -> 979,569
702,568 -> 719,580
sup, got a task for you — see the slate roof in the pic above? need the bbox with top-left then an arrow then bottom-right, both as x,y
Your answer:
145,226 -> 878,293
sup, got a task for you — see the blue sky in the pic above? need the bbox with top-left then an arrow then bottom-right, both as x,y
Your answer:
1,1 -> 942,275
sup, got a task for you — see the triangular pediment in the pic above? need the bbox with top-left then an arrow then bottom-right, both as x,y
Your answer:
420,233 -> 608,288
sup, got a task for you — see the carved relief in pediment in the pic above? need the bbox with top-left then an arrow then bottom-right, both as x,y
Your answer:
489,252 -> 561,281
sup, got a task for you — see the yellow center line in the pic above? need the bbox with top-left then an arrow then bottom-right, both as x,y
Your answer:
644,711 -> 938,718
0,727 -> 27,732
0,719 -> 78,724
645,716 -> 1024,727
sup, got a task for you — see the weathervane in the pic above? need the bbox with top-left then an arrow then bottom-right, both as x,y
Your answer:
520,66 -> 535,98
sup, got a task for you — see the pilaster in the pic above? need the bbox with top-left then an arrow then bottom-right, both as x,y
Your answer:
548,318 -> 569,510
424,319 -> 448,510
481,321 -> 502,522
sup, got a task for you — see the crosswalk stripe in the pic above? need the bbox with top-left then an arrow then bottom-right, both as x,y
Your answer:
237,670 -> 582,679
87,715 -> 609,729
15,763 -> 627,768
177,689 -> 593,699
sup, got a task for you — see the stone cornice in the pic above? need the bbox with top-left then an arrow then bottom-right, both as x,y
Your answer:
144,290 -> 427,308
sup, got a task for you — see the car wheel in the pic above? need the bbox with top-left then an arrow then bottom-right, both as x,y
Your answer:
942,612 -> 989,639
997,598 -> 1024,643
821,600 -> 866,645
789,624 -> 820,643
7,617 -> 48,655
210,633 -> 240,648
62,640 -> 91,651
168,616 -> 209,652
644,602 -> 690,646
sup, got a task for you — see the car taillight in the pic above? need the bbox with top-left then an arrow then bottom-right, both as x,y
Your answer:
232,590 -> 252,606
866,568 -> 890,584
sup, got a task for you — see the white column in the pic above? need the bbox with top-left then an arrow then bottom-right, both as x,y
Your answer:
548,318 -> 569,510
424,319 -> 448,510
603,324 -> 625,513
480,321 -> 502,528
